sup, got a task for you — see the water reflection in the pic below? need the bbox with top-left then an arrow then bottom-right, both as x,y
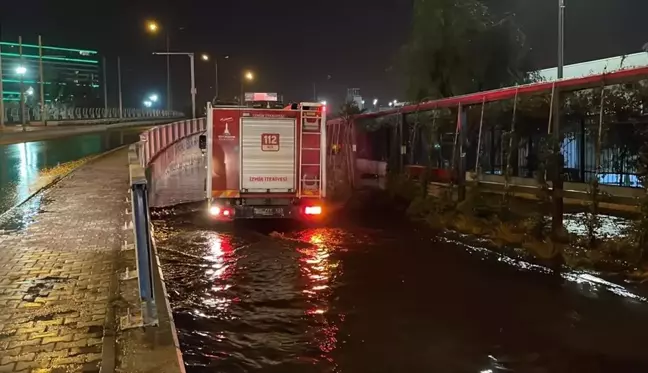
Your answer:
295,229 -> 343,365
0,130 -> 142,215
564,212 -> 631,238
156,212 -> 648,373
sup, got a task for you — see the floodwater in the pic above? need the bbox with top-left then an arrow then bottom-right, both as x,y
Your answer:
153,201 -> 648,373
0,129 -> 143,216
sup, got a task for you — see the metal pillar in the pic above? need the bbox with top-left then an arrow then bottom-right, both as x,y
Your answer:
551,0 -> 566,236
19,36 -> 26,130
0,42 -> 4,129
214,59 -> 219,100
102,56 -> 108,112
457,105 -> 467,202
118,57 -> 123,119
166,33 -> 172,111
189,54 -> 196,119
38,35 -> 46,126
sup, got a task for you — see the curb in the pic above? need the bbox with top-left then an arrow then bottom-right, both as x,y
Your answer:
151,229 -> 188,373
0,144 -> 130,223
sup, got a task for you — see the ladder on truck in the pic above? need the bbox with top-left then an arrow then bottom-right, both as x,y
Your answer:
298,103 -> 325,198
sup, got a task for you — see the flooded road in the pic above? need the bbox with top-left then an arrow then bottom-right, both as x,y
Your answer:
154,205 -> 648,373
0,129 -> 144,215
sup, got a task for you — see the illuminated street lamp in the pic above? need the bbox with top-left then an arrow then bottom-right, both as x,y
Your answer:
143,100 -> 153,108
240,71 -> 255,105
201,54 -> 209,61
26,87 -> 34,96
146,19 -> 171,110
147,21 -> 159,33
15,66 -> 27,75
373,98 -> 378,106
320,100 -> 327,105
149,94 -> 159,103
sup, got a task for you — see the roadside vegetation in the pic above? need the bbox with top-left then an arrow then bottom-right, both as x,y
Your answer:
356,0 -> 648,280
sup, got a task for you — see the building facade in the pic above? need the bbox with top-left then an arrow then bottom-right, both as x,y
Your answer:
0,40 -> 102,107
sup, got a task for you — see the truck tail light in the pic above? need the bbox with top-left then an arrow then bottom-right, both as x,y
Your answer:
209,205 -> 234,218
304,206 -> 322,215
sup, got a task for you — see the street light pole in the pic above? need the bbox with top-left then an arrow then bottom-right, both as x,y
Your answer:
214,59 -> 219,100
166,32 -> 172,111
19,36 -> 26,131
102,56 -> 108,111
557,0 -> 565,80
153,52 -> 196,118
189,54 -> 196,119
0,42 -> 4,129
118,56 -> 123,119
550,0 -> 566,239
38,35 -> 46,126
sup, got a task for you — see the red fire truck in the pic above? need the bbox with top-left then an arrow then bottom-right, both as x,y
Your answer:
205,101 -> 327,220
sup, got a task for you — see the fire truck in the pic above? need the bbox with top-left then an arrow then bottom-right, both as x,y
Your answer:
204,100 -> 327,220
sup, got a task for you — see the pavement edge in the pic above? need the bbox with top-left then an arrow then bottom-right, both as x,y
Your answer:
111,144 -> 186,373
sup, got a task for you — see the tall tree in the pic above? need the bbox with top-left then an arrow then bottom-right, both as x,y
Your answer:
405,0 -> 533,101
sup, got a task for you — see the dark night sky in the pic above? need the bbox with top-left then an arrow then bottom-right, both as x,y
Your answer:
1,0 -> 647,111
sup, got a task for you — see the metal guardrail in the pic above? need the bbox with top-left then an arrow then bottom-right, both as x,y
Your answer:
136,117 -> 207,167
124,146 -> 158,328
123,117 -> 206,328
1,106 -> 184,124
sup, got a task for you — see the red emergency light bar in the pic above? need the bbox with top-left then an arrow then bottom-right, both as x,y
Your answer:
332,65 -> 648,124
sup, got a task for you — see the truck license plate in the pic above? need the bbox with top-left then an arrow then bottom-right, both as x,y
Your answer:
254,207 -> 283,216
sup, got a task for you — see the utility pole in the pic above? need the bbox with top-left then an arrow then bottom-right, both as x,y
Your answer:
118,56 -> 123,119
189,54 -> 196,119
558,0 -> 565,80
102,56 -> 108,111
214,59 -> 219,100
551,0 -> 566,237
0,42 -> 4,129
166,33 -> 172,111
19,36 -> 26,131
38,35 -> 46,126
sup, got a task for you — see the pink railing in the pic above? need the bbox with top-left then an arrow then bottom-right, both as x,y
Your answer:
137,118 -> 207,167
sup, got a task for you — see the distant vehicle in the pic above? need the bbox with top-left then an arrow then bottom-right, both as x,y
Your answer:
203,101 -> 327,220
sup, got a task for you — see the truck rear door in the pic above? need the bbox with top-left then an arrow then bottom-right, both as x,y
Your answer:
240,117 -> 296,193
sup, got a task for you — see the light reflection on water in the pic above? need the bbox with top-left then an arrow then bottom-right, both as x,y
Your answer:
441,234 -> 647,303
0,130 -> 142,217
296,229 -> 343,362
563,212 -> 631,238
156,213 -> 648,373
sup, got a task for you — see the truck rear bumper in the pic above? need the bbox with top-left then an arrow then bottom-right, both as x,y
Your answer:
207,199 -> 324,220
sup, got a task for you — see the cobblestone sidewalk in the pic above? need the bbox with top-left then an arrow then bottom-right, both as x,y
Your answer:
0,149 -> 129,373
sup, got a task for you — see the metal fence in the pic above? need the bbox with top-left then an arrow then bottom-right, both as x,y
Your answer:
352,113 -> 646,189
